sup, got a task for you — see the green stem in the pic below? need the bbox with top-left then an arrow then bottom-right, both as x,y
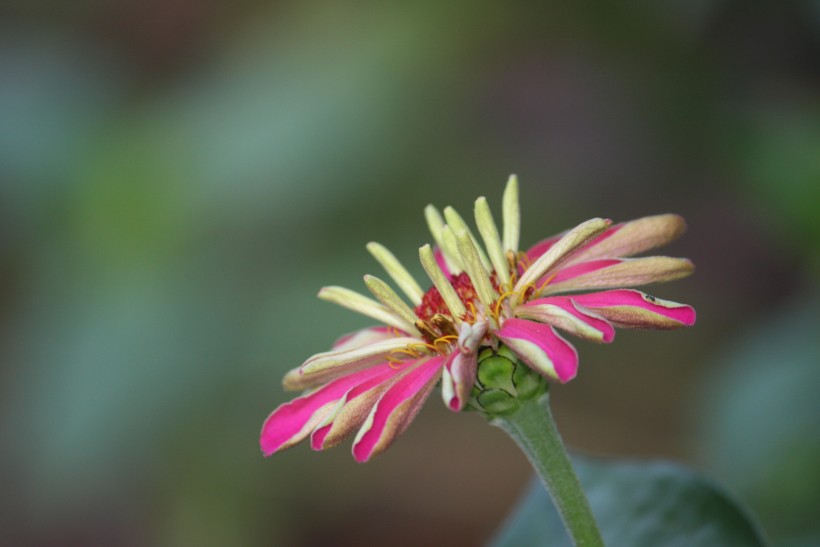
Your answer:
492,393 -> 604,547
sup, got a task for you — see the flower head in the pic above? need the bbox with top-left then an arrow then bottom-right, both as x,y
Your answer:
260,176 -> 696,462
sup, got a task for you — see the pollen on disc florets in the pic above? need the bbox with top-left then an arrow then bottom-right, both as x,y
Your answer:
415,272 -> 480,321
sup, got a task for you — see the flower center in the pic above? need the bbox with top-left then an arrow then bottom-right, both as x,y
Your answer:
415,272 -> 481,322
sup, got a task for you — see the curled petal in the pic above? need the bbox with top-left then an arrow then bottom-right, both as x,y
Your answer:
260,364 -> 394,456
571,289 -> 696,329
496,318 -> 579,383
442,319 -> 487,411
515,297 -> 615,343
444,351 -> 478,411
441,365 -> 457,412
458,318 -> 489,353
352,356 -> 445,462
540,256 -> 695,295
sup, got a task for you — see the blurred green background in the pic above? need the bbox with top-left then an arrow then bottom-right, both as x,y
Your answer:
1,1 -> 818,545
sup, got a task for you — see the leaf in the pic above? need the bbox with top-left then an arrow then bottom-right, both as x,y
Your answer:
696,291 -> 820,542
491,457 -> 767,547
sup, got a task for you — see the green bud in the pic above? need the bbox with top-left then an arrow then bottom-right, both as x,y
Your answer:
468,345 -> 548,417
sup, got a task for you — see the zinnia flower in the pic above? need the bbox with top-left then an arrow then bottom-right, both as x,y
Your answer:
260,176 -> 696,462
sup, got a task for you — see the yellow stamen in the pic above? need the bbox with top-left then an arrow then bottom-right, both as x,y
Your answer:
536,272 -> 558,293
493,289 -> 516,320
463,300 -> 478,323
432,334 -> 458,353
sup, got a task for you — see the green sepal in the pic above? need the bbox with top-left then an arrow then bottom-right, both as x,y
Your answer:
470,345 -> 548,418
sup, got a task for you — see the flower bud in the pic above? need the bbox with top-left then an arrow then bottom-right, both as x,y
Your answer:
468,345 -> 548,417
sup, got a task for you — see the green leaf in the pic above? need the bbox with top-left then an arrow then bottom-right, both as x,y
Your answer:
696,291 -> 820,543
491,457 -> 767,547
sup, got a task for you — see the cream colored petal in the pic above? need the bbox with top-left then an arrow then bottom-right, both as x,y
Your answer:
502,174 -> 520,253
294,336 -> 420,383
443,206 -> 491,271
424,205 -> 461,273
318,286 -> 416,333
363,275 -> 421,330
418,244 -> 467,320
367,242 -> 424,306
453,228 -> 498,309
440,223 -> 464,272
475,196 -> 511,286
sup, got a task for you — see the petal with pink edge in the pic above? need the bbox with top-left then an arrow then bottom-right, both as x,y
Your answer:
568,214 -> 687,264
516,297 -> 615,343
260,364 -> 394,456
352,356 -> 445,462
572,289 -> 696,329
310,364 -> 407,450
539,256 -> 694,295
496,318 -> 579,383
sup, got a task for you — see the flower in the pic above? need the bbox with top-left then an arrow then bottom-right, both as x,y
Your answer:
260,176 -> 696,462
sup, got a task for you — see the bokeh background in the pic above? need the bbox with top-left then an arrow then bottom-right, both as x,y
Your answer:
1,1 -> 818,546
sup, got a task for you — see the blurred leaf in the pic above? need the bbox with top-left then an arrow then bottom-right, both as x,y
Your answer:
492,457 -> 766,547
696,291 -> 820,544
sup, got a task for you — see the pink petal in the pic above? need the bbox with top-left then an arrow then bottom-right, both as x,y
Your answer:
442,319 -> 487,411
572,289 -> 696,329
496,318 -> 579,383
516,297 -> 615,343
549,259 -> 622,285
525,234 -> 562,262
444,351 -> 478,411
539,256 -> 695,295
568,214 -> 687,263
310,364 -> 405,450
260,364 -> 394,456
527,215 -> 687,265
352,356 -> 445,462
433,246 -> 452,277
